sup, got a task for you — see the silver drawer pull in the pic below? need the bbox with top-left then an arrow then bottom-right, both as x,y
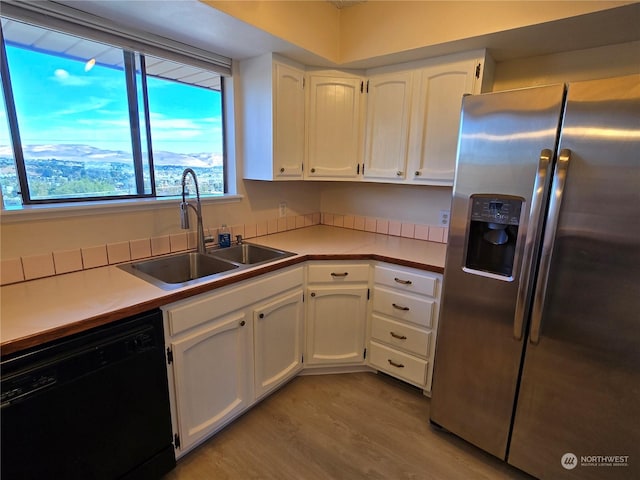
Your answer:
388,359 -> 405,368
390,331 -> 407,340
392,303 -> 410,311
330,272 -> 349,277
394,277 -> 412,285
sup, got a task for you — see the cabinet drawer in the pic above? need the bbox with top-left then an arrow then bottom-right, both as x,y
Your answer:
370,314 -> 430,358
369,341 -> 427,388
372,287 -> 434,328
374,265 -> 439,297
307,263 -> 370,283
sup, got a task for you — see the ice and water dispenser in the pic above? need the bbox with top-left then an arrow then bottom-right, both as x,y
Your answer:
464,195 -> 524,279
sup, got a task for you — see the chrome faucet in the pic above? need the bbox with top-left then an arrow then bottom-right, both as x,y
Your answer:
180,168 -> 206,254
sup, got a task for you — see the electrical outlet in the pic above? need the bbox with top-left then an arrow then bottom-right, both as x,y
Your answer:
439,209 -> 450,227
279,201 -> 287,218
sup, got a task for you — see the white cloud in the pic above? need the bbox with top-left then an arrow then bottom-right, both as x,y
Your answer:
52,69 -> 91,87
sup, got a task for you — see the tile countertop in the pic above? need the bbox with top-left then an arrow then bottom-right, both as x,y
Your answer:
0,225 -> 446,356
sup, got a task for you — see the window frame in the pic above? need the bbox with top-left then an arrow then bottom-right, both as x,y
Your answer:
0,4 -> 231,207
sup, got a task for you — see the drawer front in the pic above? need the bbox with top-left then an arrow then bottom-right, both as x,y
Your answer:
370,314 -> 430,358
369,341 -> 427,388
372,287 -> 434,328
307,263 -> 370,283
374,265 -> 439,297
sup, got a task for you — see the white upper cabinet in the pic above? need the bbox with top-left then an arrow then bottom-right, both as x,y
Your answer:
407,52 -> 493,185
239,50 -> 492,184
306,72 -> 364,180
240,54 -> 305,180
362,71 -> 413,181
360,50 -> 493,186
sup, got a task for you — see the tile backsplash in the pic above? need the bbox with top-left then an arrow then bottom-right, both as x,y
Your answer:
0,211 -> 448,285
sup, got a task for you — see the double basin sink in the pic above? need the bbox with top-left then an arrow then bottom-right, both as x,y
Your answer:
119,243 -> 295,289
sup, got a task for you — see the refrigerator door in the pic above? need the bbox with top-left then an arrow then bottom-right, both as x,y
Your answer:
430,84 -> 565,458
508,74 -> 640,479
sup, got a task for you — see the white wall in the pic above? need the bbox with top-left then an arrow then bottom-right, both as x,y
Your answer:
492,41 -> 640,90
319,182 -> 452,226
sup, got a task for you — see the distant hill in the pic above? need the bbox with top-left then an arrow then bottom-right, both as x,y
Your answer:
0,144 -> 223,167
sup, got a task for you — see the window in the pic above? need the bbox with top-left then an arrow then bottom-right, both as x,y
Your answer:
0,16 -> 226,207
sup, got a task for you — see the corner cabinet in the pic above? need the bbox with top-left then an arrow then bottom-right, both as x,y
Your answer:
305,262 -> 370,366
162,266 -> 304,457
240,53 -> 305,180
305,72 -> 364,180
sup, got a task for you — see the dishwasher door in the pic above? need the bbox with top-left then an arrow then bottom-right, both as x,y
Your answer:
1,310 -> 175,480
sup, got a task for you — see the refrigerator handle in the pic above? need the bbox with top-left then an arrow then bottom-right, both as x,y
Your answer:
513,149 -> 554,340
529,149 -> 572,344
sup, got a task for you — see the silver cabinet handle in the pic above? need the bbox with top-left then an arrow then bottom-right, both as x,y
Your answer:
392,303 -> 410,311
390,331 -> 407,340
514,149 -> 554,340
530,149 -> 572,344
330,272 -> 349,277
388,359 -> 405,368
393,277 -> 412,285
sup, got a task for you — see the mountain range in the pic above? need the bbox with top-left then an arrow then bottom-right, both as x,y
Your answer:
0,144 -> 223,167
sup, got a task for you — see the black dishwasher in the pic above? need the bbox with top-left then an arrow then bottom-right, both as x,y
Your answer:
1,309 -> 176,479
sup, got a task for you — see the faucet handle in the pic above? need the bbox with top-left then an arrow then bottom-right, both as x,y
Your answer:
235,235 -> 243,245
179,202 -> 190,229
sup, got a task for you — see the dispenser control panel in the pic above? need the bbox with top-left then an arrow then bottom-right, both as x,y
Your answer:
470,197 -> 522,226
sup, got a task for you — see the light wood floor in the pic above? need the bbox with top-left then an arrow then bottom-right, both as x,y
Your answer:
163,372 -> 534,480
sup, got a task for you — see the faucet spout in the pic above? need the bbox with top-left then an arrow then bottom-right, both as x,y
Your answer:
180,168 -> 206,254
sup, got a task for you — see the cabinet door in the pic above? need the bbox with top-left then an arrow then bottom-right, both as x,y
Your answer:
408,59 -> 479,185
306,285 -> 368,365
170,311 -> 251,452
274,63 -> 305,178
307,74 -> 363,180
253,289 -> 304,398
363,71 -> 413,181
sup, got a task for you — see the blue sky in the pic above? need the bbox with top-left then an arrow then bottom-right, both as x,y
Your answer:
2,44 -> 223,155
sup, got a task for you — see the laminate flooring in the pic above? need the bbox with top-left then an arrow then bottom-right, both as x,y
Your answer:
163,372 -> 535,480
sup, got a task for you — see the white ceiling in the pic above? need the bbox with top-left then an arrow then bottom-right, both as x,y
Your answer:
52,0 -> 640,68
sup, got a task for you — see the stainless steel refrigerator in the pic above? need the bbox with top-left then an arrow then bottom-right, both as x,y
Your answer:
430,74 -> 639,479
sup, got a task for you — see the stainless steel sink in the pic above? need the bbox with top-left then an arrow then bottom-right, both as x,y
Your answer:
119,252 -> 239,289
208,243 -> 295,265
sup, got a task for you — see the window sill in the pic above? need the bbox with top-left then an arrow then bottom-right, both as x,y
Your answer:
0,194 -> 243,224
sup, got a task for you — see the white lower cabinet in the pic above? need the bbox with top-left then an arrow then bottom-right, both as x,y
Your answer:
169,310 -> 252,453
162,260 -> 443,456
305,262 -> 370,366
253,289 -> 304,399
163,266 -> 304,457
368,263 -> 442,393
